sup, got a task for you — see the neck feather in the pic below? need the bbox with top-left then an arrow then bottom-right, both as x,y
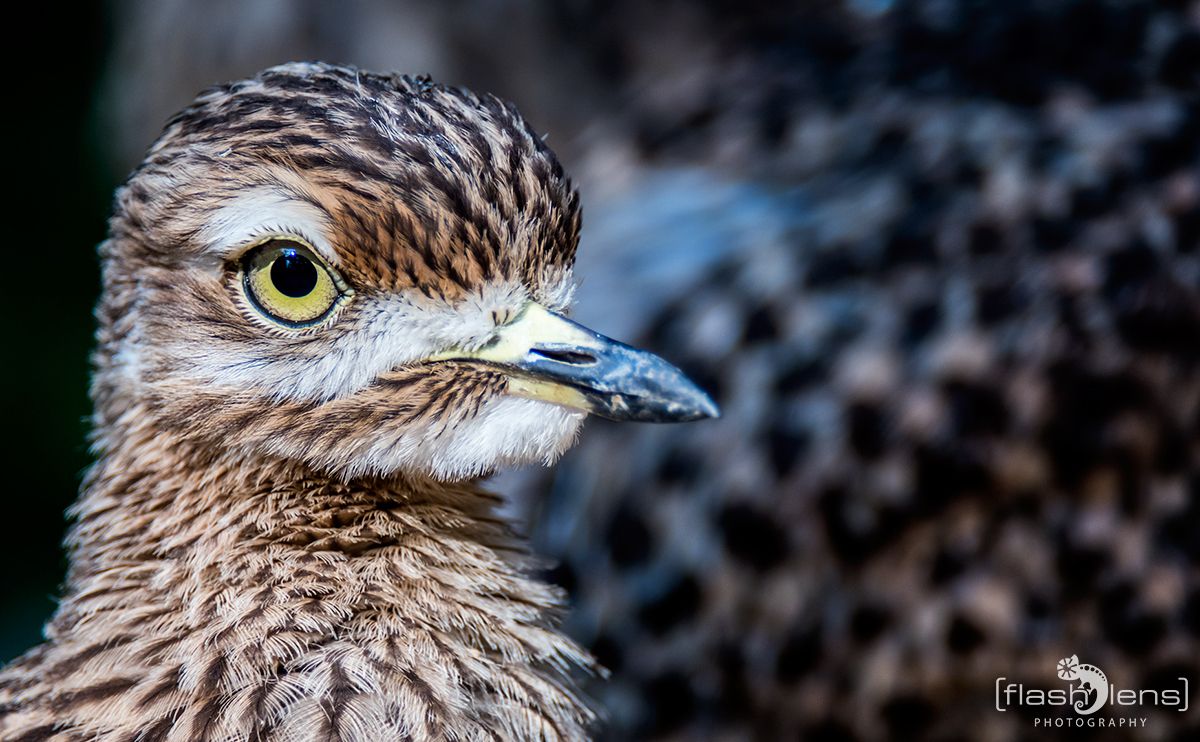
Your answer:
27,411 -> 594,739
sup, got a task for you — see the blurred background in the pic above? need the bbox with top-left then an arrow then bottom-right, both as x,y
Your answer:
4,0 -> 1199,739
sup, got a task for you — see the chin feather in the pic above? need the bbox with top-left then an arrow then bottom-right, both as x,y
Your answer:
336,397 -> 587,481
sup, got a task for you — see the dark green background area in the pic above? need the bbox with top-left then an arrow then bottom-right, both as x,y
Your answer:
2,5 -> 115,660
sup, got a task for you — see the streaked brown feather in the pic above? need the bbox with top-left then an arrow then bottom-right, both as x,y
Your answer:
1,63 -> 595,741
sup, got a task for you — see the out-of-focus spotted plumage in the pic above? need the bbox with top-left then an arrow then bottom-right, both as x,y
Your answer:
0,63 -> 597,740
515,2 -> 1200,740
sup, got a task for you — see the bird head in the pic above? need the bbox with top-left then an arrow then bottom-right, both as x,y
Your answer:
94,62 -> 717,481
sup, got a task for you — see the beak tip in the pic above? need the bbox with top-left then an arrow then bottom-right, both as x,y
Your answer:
674,383 -> 720,422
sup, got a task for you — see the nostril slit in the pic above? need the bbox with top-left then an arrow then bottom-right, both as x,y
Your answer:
530,347 -> 598,366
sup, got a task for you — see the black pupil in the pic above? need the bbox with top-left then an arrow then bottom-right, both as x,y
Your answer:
270,250 -> 318,298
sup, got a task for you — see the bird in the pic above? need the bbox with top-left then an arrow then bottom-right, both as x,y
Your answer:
0,62 -> 717,741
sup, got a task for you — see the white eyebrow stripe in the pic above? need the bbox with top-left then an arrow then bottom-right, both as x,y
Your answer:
198,185 -> 341,267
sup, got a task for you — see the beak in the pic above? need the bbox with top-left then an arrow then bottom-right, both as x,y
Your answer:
432,303 -> 719,422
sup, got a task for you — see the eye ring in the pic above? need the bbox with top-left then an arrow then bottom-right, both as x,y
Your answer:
239,238 -> 350,327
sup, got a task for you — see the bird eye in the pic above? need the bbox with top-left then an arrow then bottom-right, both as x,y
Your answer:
241,240 -> 343,326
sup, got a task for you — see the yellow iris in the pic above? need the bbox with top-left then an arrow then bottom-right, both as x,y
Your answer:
242,240 -> 342,326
